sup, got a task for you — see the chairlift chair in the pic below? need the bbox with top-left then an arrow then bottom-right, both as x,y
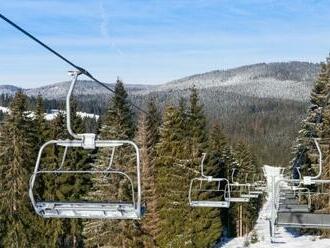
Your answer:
227,169 -> 250,203
270,138 -> 330,240
249,174 -> 264,195
29,71 -> 143,219
188,153 -> 231,208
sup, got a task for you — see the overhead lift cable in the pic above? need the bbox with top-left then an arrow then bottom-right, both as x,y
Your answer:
0,13 -> 149,116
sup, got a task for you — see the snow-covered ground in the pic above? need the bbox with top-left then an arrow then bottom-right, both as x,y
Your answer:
219,165 -> 330,248
0,106 -> 99,120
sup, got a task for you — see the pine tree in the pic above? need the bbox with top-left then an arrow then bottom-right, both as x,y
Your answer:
62,100 -> 92,248
292,55 -> 330,237
34,94 -> 48,145
188,85 -> 207,158
42,112 -> 66,248
102,79 -> 135,140
156,101 -> 221,247
186,89 -> 223,247
83,79 -> 143,247
155,105 -> 192,247
207,122 -> 236,237
0,92 -> 45,247
136,98 -> 161,247
38,100 -> 91,247
232,142 -> 261,236
292,58 -> 330,177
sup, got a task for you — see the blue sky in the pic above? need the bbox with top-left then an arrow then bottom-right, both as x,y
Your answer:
0,0 -> 330,88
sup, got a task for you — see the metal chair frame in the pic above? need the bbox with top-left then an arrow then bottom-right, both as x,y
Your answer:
188,153 -> 231,208
29,71 -> 142,219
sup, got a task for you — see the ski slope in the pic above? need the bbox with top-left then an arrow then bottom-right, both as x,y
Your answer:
219,165 -> 330,248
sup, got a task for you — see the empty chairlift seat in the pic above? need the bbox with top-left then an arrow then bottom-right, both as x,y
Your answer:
276,212 -> 330,228
29,71 -> 143,219
227,183 -> 250,203
188,153 -> 231,208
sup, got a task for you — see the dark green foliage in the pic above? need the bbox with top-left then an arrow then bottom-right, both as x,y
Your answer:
292,57 -> 330,178
291,55 -> 330,237
155,105 -> 193,247
0,92 -> 45,247
155,87 -> 227,248
102,79 -> 135,140
0,83 -> 265,247
136,98 -> 162,247
83,79 -> 143,247
34,97 -> 92,248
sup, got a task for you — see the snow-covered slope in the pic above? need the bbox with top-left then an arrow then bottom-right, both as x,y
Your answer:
1,62 -> 320,101
0,106 -> 98,120
151,62 -> 319,101
0,85 -> 21,95
218,165 -> 330,248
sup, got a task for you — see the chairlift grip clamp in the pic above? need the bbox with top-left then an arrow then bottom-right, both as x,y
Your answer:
79,133 -> 96,149
303,176 -> 314,185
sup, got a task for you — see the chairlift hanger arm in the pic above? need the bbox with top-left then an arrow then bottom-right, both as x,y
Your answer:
200,153 -> 207,178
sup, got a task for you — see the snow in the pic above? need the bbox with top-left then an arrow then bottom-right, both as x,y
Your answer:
0,106 -> 9,113
218,165 -> 330,248
0,106 -> 99,120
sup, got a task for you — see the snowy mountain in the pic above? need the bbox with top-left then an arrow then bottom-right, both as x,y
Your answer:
24,81 -> 154,99
0,85 -> 22,95
0,62 -> 320,102
152,62 -> 319,101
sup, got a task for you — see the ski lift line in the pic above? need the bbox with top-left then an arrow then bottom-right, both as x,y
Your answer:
270,177 -> 330,240
0,13 -> 150,117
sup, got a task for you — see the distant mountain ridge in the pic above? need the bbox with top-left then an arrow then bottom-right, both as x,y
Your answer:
0,61 -> 320,101
0,85 -> 22,95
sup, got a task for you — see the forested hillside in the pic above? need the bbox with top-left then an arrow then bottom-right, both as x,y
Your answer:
0,80 -> 264,247
0,62 -> 318,166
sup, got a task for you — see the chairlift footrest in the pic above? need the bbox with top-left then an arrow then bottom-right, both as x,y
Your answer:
35,202 -> 141,219
227,197 -> 250,203
190,201 -> 230,208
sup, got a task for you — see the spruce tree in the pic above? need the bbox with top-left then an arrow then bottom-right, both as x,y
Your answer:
34,94 -> 48,145
232,142 -> 261,236
292,54 -> 330,237
83,79 -> 143,247
292,59 -> 330,177
39,101 -> 91,247
186,89 -> 223,247
136,98 -> 161,247
156,101 -> 221,247
208,122 -> 236,237
42,112 -> 66,248
155,105 -> 191,247
0,92 -> 44,247
188,85 -> 207,158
